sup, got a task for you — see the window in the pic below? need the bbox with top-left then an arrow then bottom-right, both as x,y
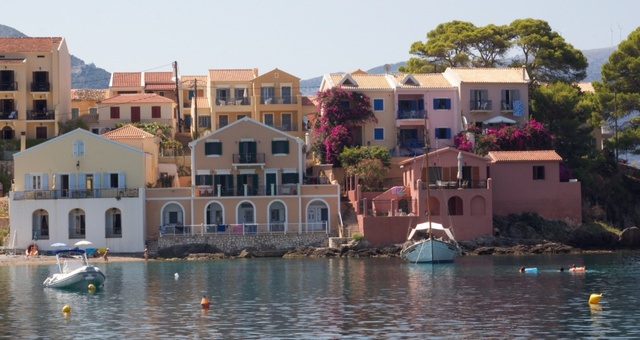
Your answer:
73,140 -> 85,156
71,108 -> 79,118
34,211 -> 49,240
264,113 -> 274,127
29,174 -> 44,190
198,115 -> 211,129
282,172 -> 299,184
282,113 -> 291,131
281,86 -> 292,103
272,140 -> 289,155
89,107 -> 98,115
107,209 -> 122,238
69,209 -> 86,239
373,99 -> 384,111
219,115 -> 228,128
216,88 -> 229,104
169,211 -> 179,224
261,86 -> 275,103
435,128 -> 451,139
471,90 -> 489,110
195,174 -> 213,185
433,98 -> 451,110
374,128 -> 384,140
205,141 -> 222,156
110,107 -> 120,119
91,128 -> 99,134
151,106 -> 161,118
533,166 -> 545,180
501,90 -> 520,110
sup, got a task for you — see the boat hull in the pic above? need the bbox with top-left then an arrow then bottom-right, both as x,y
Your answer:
401,239 -> 459,263
43,265 -> 106,290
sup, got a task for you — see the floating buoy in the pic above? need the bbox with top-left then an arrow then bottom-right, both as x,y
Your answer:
174,273 -> 179,280
201,295 -> 210,309
62,305 -> 71,313
589,293 -> 602,304
88,284 -> 96,292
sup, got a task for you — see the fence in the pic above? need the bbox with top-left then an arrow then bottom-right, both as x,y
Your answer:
159,222 -> 328,237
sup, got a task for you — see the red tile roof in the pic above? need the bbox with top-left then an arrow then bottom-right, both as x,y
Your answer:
488,150 -> 563,162
0,37 -> 63,53
144,83 -> 175,91
144,72 -> 173,83
101,93 -> 174,104
102,124 -> 156,139
208,69 -> 257,82
111,72 -> 142,87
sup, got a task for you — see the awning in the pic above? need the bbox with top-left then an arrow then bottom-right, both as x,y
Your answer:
483,115 -> 516,125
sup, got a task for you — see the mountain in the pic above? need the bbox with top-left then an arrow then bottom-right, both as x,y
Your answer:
0,24 -> 110,89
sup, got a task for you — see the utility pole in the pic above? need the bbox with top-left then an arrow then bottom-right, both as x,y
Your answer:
614,89 -> 618,162
194,80 -> 198,138
173,61 -> 182,133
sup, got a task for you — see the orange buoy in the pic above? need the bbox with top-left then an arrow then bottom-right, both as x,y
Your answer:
589,293 -> 602,304
200,295 -> 210,309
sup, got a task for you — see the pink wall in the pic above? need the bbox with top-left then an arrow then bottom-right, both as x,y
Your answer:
490,161 -> 582,224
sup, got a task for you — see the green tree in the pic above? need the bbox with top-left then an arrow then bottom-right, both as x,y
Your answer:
339,146 -> 391,168
312,87 -> 377,165
509,18 -> 587,83
57,118 -> 89,135
345,158 -> 388,191
469,24 -> 514,67
530,82 -> 596,168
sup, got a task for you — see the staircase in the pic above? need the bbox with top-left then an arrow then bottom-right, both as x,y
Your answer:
174,132 -> 193,156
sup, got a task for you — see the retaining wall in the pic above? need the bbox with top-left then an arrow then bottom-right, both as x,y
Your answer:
157,233 -> 329,254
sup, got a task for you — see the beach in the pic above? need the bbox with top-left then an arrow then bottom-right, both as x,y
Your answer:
0,253 -> 146,266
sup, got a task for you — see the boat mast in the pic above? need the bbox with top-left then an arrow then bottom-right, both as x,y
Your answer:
424,112 -> 432,240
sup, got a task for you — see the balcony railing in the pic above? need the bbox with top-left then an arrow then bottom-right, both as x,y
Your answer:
160,221 -> 328,236
232,153 -> 265,164
12,188 -> 140,201
197,183 -> 300,197
421,179 -> 487,189
28,110 -> 55,120
397,109 -> 427,119
260,96 -> 297,105
265,123 -> 298,132
216,97 -> 251,106
31,82 -> 50,92
0,82 -> 17,91
470,100 -> 492,111
0,111 -> 18,120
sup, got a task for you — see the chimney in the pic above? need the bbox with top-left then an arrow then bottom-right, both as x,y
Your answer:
20,131 -> 26,151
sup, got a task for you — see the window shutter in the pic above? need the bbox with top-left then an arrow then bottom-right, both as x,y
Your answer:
25,174 -> 31,190
271,141 -> 277,154
433,99 -> 437,109
284,140 -> 289,154
42,174 -> 48,189
103,173 -> 110,188
69,173 -> 76,190
446,128 -> 451,139
163,211 -> 169,224
78,173 -> 86,189
118,172 -> 125,188
94,173 -> 101,189
445,99 -> 451,109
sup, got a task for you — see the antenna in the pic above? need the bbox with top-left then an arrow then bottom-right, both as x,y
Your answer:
618,23 -> 622,45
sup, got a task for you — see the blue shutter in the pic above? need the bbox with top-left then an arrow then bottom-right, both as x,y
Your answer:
94,173 -> 101,189
104,173 -> 110,188
418,100 -> 424,111
446,128 -> 451,139
119,172 -> 125,188
78,173 -> 86,189
445,99 -> 451,109
69,173 -> 76,190
25,174 -> 31,190
42,174 -> 48,189
433,99 -> 437,110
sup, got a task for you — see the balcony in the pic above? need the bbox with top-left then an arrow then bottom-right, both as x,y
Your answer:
28,110 -> 55,120
470,100 -> 492,112
217,97 -> 251,106
0,111 -> 17,120
12,188 -> 140,201
0,82 -> 17,91
265,123 -> 298,132
397,109 -> 426,120
500,101 -> 513,112
197,183 -> 299,197
31,82 -> 50,92
260,96 -> 297,105
232,153 -> 265,164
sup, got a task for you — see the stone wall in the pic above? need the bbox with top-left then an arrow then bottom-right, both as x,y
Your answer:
156,233 -> 329,254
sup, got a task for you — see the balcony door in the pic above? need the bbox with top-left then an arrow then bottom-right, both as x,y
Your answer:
238,141 -> 257,163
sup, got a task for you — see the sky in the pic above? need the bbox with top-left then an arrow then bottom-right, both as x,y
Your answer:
3,0 -> 639,81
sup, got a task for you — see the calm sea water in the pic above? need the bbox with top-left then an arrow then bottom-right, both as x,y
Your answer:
1,252 -> 639,339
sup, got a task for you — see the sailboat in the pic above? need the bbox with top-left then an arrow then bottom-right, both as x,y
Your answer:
400,117 -> 461,263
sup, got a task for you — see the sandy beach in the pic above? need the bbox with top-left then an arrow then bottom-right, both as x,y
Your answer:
0,253 -> 146,266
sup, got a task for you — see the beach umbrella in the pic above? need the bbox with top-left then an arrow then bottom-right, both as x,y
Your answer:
51,242 -> 67,248
74,240 -> 93,247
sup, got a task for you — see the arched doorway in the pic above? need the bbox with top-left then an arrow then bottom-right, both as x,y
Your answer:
306,201 -> 328,232
268,201 -> 286,232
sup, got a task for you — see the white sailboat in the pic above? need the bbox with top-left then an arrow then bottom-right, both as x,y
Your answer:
400,117 -> 461,263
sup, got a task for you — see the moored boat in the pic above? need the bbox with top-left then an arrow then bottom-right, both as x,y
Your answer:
43,248 -> 105,290
401,222 -> 461,263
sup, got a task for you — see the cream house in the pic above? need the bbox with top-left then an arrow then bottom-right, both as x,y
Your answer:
97,93 -> 176,137
0,37 -> 71,140
9,129 -> 148,252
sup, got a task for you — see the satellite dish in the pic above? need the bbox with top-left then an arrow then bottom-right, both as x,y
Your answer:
384,64 -> 391,73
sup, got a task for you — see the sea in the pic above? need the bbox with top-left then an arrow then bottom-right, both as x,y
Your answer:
1,252 -> 639,339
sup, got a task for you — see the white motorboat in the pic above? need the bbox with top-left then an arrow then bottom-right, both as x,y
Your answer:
43,248 -> 105,290
401,222 -> 461,263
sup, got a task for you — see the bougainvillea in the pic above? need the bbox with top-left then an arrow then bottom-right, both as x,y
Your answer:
312,87 -> 377,164
454,119 -> 553,155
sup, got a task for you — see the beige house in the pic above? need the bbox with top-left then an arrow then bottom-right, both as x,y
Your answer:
0,37 -> 71,140
71,89 -> 107,133
9,129 -> 148,252
144,117 -> 341,239
102,124 -> 160,186
97,93 -> 176,137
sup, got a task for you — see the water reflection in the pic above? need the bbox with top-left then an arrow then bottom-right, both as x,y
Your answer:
1,253 -> 639,338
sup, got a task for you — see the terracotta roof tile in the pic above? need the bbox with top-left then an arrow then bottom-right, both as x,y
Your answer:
488,150 -> 563,162
181,75 -> 207,84
446,67 -> 530,83
71,89 -> 108,101
195,97 -> 210,108
144,72 -> 173,83
0,37 -> 63,53
144,83 -> 175,91
208,69 -> 257,82
79,113 -> 99,124
328,73 -> 392,90
101,93 -> 174,104
394,73 -> 455,88
111,72 -> 142,87
102,124 -> 156,139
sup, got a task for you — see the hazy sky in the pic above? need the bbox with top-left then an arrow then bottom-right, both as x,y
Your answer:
3,0 -> 638,80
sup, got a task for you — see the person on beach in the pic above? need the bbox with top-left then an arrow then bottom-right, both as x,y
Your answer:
103,248 -> 109,262
519,266 -> 525,273
144,246 -> 148,261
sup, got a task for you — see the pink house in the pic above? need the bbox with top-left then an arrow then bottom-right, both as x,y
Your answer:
488,150 -> 582,224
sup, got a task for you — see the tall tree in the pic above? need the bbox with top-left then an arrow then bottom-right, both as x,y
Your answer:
469,24 -> 513,67
509,18 -> 587,83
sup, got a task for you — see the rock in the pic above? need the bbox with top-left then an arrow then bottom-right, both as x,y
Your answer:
619,226 -> 640,247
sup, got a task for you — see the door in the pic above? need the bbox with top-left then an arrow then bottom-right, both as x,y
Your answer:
281,86 -> 291,103
60,174 -> 70,197
131,106 -> 141,122
266,173 -> 276,195
238,141 -> 257,163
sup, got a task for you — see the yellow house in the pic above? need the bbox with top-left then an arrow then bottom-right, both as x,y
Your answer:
102,124 -> 161,186
9,129 -> 148,252
0,37 -> 71,140
97,93 -> 176,137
